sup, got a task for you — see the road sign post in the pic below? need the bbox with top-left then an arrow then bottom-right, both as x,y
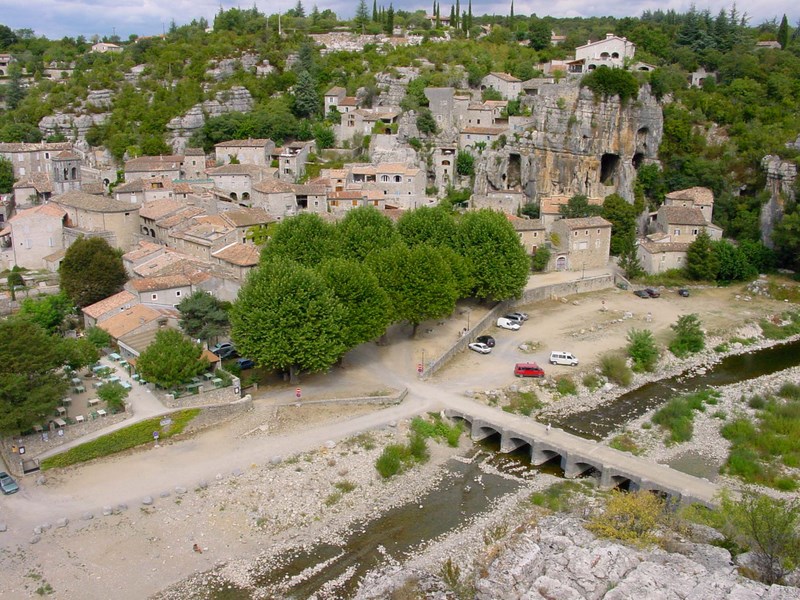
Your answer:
295,387 -> 301,399
417,363 -> 423,374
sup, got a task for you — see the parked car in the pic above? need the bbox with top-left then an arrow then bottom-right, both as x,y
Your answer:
236,358 -> 255,370
496,317 -> 521,331
211,342 -> 236,357
0,472 -> 19,495
549,351 -> 579,366
503,313 -> 525,324
468,342 -> 492,354
678,288 -> 690,297
217,346 -> 238,359
644,288 -> 661,298
506,311 -> 529,321
633,290 -> 650,298
476,335 -> 496,348
514,362 -> 545,377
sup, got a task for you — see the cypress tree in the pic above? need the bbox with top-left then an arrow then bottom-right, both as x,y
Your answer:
777,14 -> 789,49
372,0 -> 378,22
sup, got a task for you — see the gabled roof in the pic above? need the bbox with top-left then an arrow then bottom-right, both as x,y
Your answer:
339,97 -> 358,107
82,290 -> 138,319
557,216 -> 612,229
9,203 -> 66,222
130,275 -> 192,292
539,195 -> 604,215
156,206 -> 205,229
125,155 -> 183,172
658,205 -> 707,226
206,164 -> 270,177
487,72 -> 521,83
139,198 -> 186,221
0,141 -> 72,153
461,126 -> 508,135
212,242 -> 260,266
222,207 -> 274,227
639,240 -> 691,254
214,138 -> 272,148
252,178 -> 297,194
324,86 -> 346,96
507,215 -> 546,231
54,191 -> 138,213
98,304 -> 164,339
665,187 -> 714,206
13,173 -> 54,193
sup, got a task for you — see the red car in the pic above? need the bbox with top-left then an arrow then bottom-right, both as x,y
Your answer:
514,362 -> 545,378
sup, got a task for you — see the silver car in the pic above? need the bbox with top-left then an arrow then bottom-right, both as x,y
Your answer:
0,472 -> 19,495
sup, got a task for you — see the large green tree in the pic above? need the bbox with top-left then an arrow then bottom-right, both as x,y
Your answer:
18,292 -> 73,334
396,205 -> 458,248
602,193 -> 638,256
0,318 -> 69,434
685,231 -> 720,281
559,195 -> 603,218
455,209 -> 530,301
261,212 -> 338,266
177,290 -> 230,343
59,237 -> 127,308
367,243 -> 459,336
136,329 -> 208,389
713,240 -> 757,282
337,206 -> 399,261
319,258 -> 392,348
230,258 -> 347,383
293,70 -> 319,119
0,156 -> 13,193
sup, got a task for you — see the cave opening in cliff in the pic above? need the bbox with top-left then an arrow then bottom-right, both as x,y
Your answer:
636,127 -> 649,150
508,153 -> 521,189
600,153 -> 620,185
632,152 -> 644,170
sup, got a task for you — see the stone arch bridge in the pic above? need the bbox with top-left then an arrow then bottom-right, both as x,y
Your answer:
445,408 -> 720,506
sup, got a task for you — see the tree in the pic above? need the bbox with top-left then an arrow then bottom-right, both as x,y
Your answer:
397,206 -> 458,248
531,246 -> 550,272
230,258 -> 346,383
455,150 -> 475,176
85,326 -> 112,349
529,18 -> 551,50
6,267 -> 24,301
384,4 -> 395,35
367,243 -> 459,336
61,337 -> 100,371
416,107 -> 438,135
720,491 -> 800,585
177,291 -> 229,343
354,0 -> 370,32
626,328 -> 659,372
602,194 -> 638,256
455,209 -> 530,301
293,70 -> 319,119
312,123 -> 335,150
669,314 -> 704,357
714,240 -> 757,282
60,237 -> 127,308
777,15 -> 789,49
581,66 -> 640,104
0,318 -> 69,435
685,231 -> 720,281
4,62 -> 26,110
261,213 -> 338,266
96,381 -> 129,413
18,293 -> 73,334
337,206 -> 399,261
136,329 -> 209,389
560,195 -> 603,218
319,258 -> 392,348
0,156 -> 13,194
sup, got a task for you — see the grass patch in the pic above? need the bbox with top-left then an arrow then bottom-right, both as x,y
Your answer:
345,432 -> 376,450
714,343 -> 730,353
759,311 -> 800,340
651,390 -> 720,445
582,373 -> 602,391
730,336 -> 757,346
720,390 -> 800,490
555,376 -> 577,396
600,353 -> 633,386
530,480 -> 592,512
410,414 -> 463,447
41,409 -> 200,470
502,390 -> 542,416
324,491 -> 342,506
767,281 -> 800,302
609,431 -> 643,455
375,432 -> 430,479
638,269 -> 694,287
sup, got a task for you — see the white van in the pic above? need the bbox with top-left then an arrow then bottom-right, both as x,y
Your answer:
549,351 -> 579,366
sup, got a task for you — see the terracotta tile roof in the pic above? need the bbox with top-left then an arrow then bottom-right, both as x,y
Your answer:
123,241 -> 165,263
665,187 -> 714,206
53,150 -> 81,160
54,190 -> 138,213
82,290 -> 138,319
114,179 -> 146,193
0,141 -> 72,153
488,72 -> 521,82
9,203 -> 66,222
156,206 -> 205,229
639,240 -> 691,254
324,86 -> 346,96
212,242 -> 260,266
507,215 -> 546,231
558,216 -> 612,229
339,97 -> 358,107
293,184 -> 326,195
214,139 -> 272,148
98,304 -> 163,339
80,181 -> 106,195
130,275 -> 191,292
207,164 -> 269,177
539,195 -> 603,215
222,207 -> 274,227
329,190 -> 367,200
43,248 -> 67,262
658,205 -> 707,226
140,198 -> 187,220
461,126 -> 508,135
252,178 -> 296,194
184,147 -> 206,156
125,155 -> 183,172
13,173 -> 54,193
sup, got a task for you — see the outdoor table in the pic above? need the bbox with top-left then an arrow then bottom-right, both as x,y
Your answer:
56,407 -> 66,416
61,398 -> 72,406
108,352 -> 121,361
203,372 -> 214,380
212,377 -> 223,387
73,385 -> 85,394
106,376 -> 121,384
92,381 -> 103,389
75,415 -> 85,423
88,398 -> 100,407
53,417 -> 67,428
71,377 -> 82,385
97,409 -> 107,417
119,360 -> 128,368
92,365 -> 106,374
120,381 -> 132,390
132,373 -> 140,381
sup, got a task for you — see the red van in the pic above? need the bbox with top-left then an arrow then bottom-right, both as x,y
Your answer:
514,362 -> 545,378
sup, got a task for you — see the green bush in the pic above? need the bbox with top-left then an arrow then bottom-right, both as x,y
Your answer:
555,376 -> 577,396
531,247 -> 550,272
626,328 -> 659,372
610,431 -> 642,455
652,390 -> 719,445
581,66 -> 640,104
502,390 -> 542,416
410,415 -> 462,447
669,314 -> 705,357
600,354 -> 633,386
582,373 -> 602,391
375,444 -> 406,478
41,409 -> 200,470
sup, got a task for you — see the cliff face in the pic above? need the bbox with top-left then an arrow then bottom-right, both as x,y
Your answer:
760,153 -> 798,247
476,81 -> 663,203
166,86 -> 254,153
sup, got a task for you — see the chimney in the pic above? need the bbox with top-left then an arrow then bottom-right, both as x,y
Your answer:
606,33 -> 614,39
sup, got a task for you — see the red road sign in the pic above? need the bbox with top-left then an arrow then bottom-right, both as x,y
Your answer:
295,388 -> 302,398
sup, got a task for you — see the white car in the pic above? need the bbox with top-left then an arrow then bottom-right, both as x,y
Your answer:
496,317 -> 521,331
507,311 -> 529,321
468,342 -> 492,354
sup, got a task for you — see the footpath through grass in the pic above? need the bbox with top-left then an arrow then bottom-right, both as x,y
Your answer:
41,409 -> 200,470
721,383 -> 800,491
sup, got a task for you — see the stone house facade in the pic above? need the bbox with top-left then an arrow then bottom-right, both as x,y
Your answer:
124,155 -> 184,181
570,34 -> 636,73
0,204 -> 67,269
213,139 -> 275,167
480,72 -> 522,100
637,240 -> 690,275
0,142 -> 74,180
206,164 -> 277,203
271,142 -> 312,182
459,126 -> 509,150
53,191 -> 140,251
550,216 -> 612,271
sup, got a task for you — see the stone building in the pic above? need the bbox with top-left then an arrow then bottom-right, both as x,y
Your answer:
0,204 -> 67,269
206,164 -> 277,203
124,155 -> 184,181
0,141 -> 74,180
53,191 -> 140,251
550,216 -> 612,271
568,34 -> 636,74
480,72 -> 522,100
213,139 -> 275,167
270,142 -> 313,182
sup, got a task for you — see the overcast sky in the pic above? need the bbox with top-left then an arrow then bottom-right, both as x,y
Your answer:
3,0 -> 797,41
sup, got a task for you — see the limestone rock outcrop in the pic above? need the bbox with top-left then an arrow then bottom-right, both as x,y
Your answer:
166,86 -> 254,153
760,154 -> 798,247
38,112 -> 109,147
475,81 -> 663,203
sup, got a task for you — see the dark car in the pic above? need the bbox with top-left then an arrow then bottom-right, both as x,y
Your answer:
678,288 -> 690,297
633,290 -> 650,298
236,358 -> 255,370
0,472 -> 19,495
211,342 -> 236,357
644,288 -> 661,298
476,335 -> 496,348
216,346 -> 238,359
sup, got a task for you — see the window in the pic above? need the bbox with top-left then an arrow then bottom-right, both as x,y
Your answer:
585,230 -> 589,236
19,167 -> 25,176
692,228 -> 698,235
597,229 -> 601,234
176,290 -> 181,297
380,175 -> 389,183
674,228 -> 680,235
595,239 -> 600,248
573,231 -> 578,236
533,232 -> 538,238
48,237 -> 53,247
394,175 -> 401,183
151,293 -> 158,301
577,241 -> 588,250
45,152 -> 50,159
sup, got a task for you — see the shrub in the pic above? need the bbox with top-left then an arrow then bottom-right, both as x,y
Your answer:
581,66 -> 640,104
587,490 -> 665,547
600,354 -> 633,386
555,376 -> 577,396
455,150 -> 474,176
609,432 -> 642,455
626,328 -> 659,372
530,481 -> 589,512
41,409 -> 200,470
502,390 -> 542,416
669,314 -> 705,357
375,444 -> 406,478
531,246 -> 550,272
582,373 -> 602,391
410,415 -> 462,447
652,390 -> 719,445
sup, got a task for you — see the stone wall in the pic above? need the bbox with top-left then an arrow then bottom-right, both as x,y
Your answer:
162,375 -> 242,409
272,389 -> 408,408
182,396 -> 253,433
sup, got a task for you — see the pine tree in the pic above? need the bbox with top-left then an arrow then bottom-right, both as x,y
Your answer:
509,0 -> 514,26
467,0 -> 472,32
354,0 -> 370,32
454,0 -> 460,29
450,4 -> 455,26
385,4 -> 395,35
777,14 -> 789,49
372,0 -> 378,22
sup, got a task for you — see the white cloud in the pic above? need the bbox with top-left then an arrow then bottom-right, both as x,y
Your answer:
2,0 -> 797,39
